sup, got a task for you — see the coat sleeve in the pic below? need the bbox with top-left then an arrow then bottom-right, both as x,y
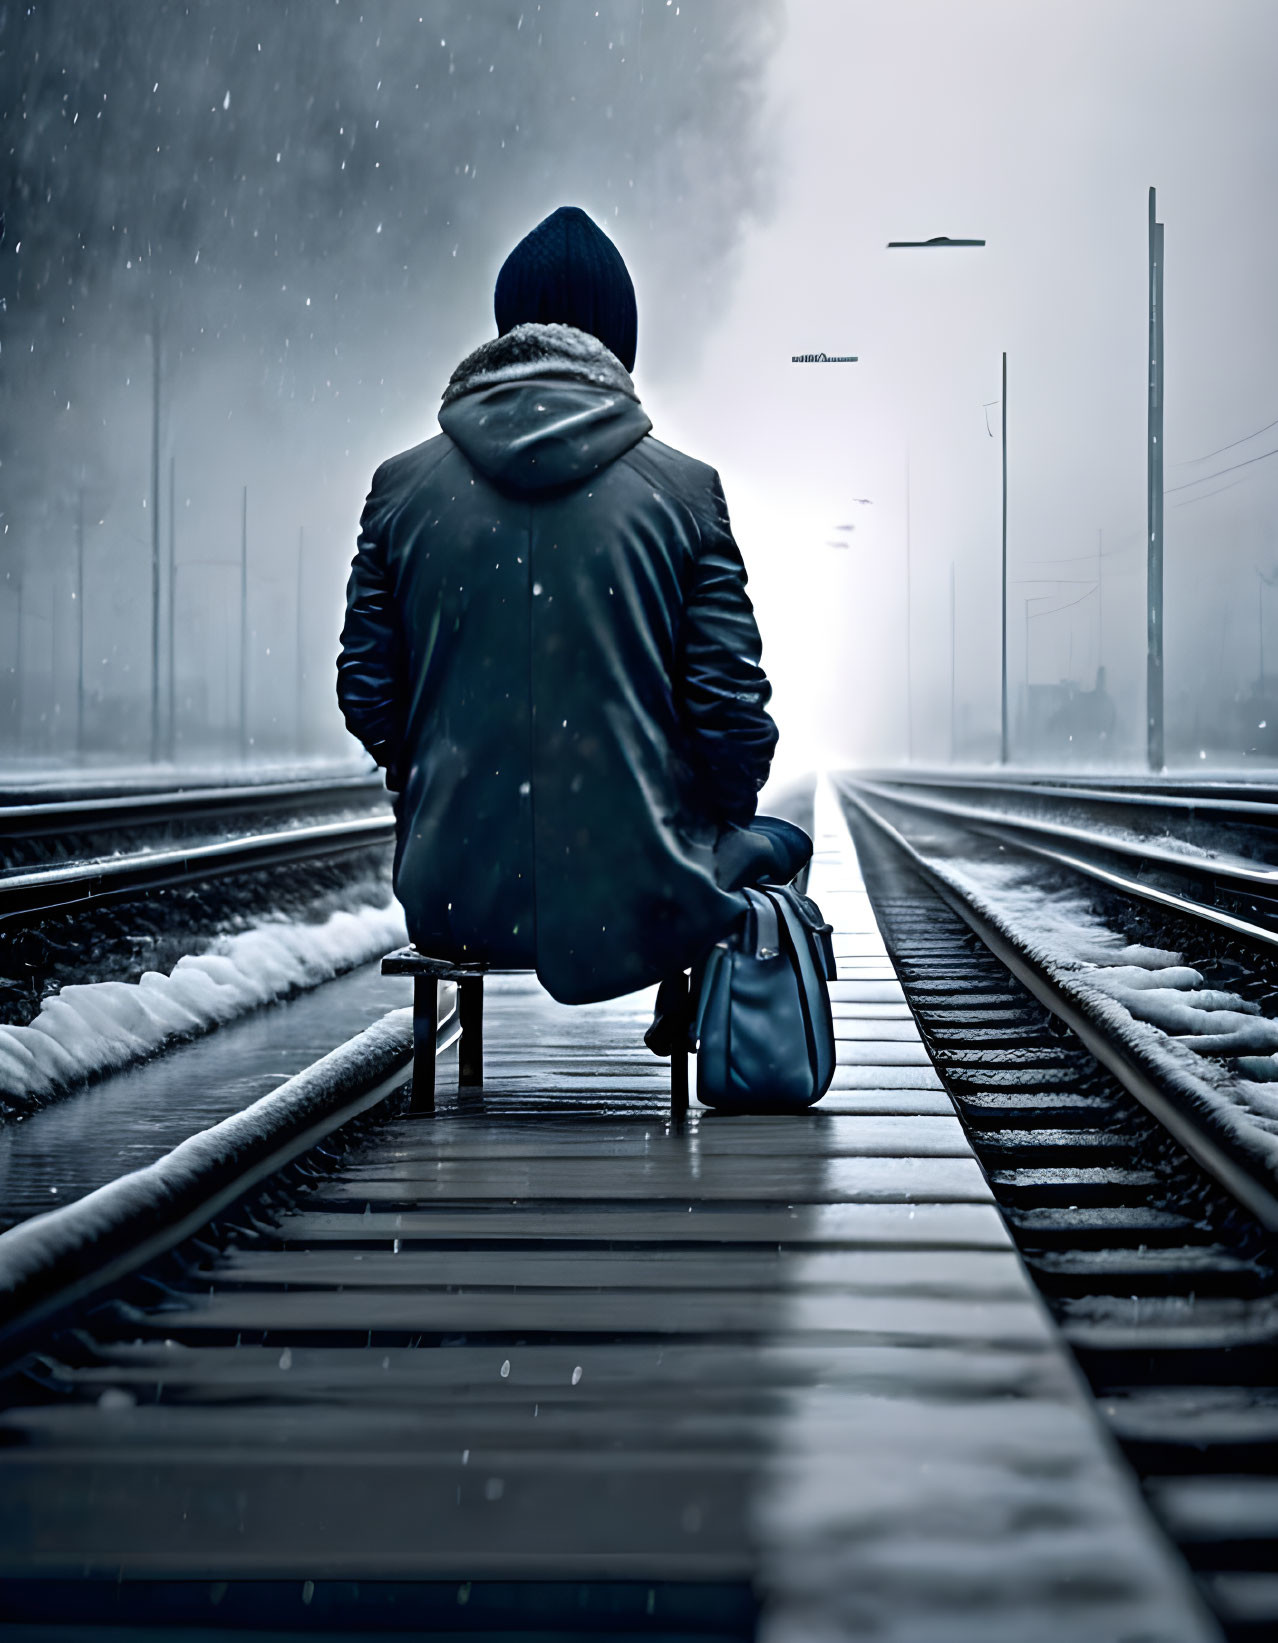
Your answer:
675,472 -> 779,827
336,465 -> 406,782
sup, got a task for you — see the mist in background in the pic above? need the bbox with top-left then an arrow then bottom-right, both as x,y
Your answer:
4,1 -> 1277,784
0,0 -> 781,771
660,0 -> 1278,783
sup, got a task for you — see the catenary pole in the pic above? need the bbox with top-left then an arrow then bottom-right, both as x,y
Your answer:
76,487 -> 85,759
1147,187 -> 1165,771
296,525 -> 306,754
150,314 -> 162,762
239,485 -> 249,763
950,559 -> 957,761
1000,350 -> 1009,764
167,454 -> 176,761
905,445 -> 913,761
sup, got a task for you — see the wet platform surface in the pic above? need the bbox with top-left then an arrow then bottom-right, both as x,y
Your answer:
0,961 -> 411,1231
0,789 -> 1217,1641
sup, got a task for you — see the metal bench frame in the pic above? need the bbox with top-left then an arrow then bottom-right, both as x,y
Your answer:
381,949 -> 690,1118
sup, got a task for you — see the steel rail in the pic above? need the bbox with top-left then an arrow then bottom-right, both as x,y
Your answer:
851,776 -> 1278,901
841,784 -> 1278,1233
0,772 -> 387,840
0,814 -> 395,924
0,1006 -> 459,1371
856,767 -> 1278,826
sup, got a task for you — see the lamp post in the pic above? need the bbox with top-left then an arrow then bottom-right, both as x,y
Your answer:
887,232 -> 1002,762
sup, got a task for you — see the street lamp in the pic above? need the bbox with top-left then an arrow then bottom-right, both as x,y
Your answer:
886,236 -> 986,249
886,234 -> 1004,761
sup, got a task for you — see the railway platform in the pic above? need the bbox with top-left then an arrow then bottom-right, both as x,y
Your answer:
0,787 -> 1215,1642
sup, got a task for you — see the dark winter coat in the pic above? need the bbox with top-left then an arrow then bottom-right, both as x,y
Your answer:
337,323 -> 778,1005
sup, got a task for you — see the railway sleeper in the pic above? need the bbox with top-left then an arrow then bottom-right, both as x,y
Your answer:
1102,1387 -> 1278,1466
988,1165 -> 1163,1208
1005,1204 -> 1216,1250
966,1127 -> 1134,1168
949,1089 -> 1124,1128
1025,1245 -> 1270,1300
1143,1473 -> 1278,1572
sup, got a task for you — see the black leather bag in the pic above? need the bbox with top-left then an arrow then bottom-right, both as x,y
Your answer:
692,882 -> 838,1110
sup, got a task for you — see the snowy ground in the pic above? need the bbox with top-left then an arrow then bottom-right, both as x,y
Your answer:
0,899 -> 407,1108
930,849 -> 1278,1178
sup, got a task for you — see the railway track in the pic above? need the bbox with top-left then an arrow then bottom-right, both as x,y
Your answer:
850,771 -> 1278,950
839,773 -> 1278,1642
0,770 -> 394,926
0,782 -> 1210,1643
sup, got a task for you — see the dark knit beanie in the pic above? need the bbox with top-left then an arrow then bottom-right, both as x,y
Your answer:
494,206 -> 638,373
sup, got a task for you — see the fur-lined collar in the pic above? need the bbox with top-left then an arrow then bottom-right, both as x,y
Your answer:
441,322 -> 638,408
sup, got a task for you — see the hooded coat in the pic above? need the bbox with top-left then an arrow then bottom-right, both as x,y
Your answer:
337,322 -> 779,1005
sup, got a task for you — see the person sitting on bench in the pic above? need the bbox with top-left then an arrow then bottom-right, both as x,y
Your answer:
336,204 -> 810,1055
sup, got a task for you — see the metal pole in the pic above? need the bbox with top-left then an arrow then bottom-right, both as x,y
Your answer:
1097,527 -> 1104,673
1025,598 -> 1030,688
905,445 -> 913,761
239,485 -> 249,763
167,453 -> 176,761
296,525 -> 305,755
1000,350 -> 1009,764
150,315 -> 162,762
949,559 -> 957,762
76,488 -> 85,758
1147,187 -> 1165,770
14,575 -> 23,747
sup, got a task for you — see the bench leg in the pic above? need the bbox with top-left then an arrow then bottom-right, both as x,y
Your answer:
458,977 -> 484,1087
669,970 -> 689,1120
410,976 -> 438,1113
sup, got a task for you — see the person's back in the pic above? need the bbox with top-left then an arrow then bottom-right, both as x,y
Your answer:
337,206 -> 793,1008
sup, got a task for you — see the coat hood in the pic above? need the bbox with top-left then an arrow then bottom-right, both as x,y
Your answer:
438,322 -> 652,495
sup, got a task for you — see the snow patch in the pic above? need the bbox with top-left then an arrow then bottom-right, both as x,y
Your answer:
0,1006 -> 414,1312
0,901 -> 407,1105
930,853 -> 1278,1169
955,857 -> 1278,1059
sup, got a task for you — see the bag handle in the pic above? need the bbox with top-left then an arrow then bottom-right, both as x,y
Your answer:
742,887 -> 782,959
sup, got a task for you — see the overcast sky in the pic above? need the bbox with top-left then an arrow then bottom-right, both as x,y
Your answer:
645,0 -> 1278,782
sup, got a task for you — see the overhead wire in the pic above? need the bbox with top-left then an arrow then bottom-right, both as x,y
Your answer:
1164,440 -> 1278,495
1178,413 -> 1278,465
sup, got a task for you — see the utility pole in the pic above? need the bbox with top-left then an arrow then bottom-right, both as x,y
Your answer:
949,559 -> 957,762
1000,350 -> 1009,764
167,454 -> 176,761
150,313 -> 162,763
1147,186 -> 1165,771
296,525 -> 306,756
76,488 -> 86,759
239,485 -> 249,763
14,574 -> 23,749
905,446 -> 913,762
1248,575 -> 1261,690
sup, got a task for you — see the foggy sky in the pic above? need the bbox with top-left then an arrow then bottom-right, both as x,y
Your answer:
656,0 -> 1278,781
0,0 -> 780,765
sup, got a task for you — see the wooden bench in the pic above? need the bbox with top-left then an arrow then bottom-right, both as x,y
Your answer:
381,948 -> 690,1117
